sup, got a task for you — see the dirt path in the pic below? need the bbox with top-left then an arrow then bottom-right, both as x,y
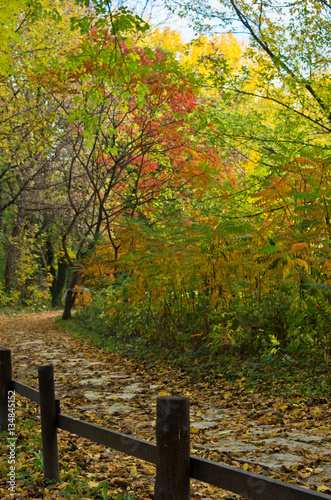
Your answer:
1,311 -> 331,499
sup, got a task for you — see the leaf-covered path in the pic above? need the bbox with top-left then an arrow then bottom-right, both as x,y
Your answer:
1,311 -> 331,499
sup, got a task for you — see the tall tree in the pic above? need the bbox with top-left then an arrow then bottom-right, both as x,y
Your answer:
0,0 -> 152,305
167,0 -> 331,167
0,0 -> 84,301
38,25 -> 230,318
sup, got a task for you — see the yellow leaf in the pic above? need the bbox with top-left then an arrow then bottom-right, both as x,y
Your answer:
279,404 -> 288,411
158,391 -> 170,397
129,464 -> 138,477
59,482 -> 69,490
88,481 -> 100,488
298,471 -> 312,479
243,463 -> 249,471
317,485 -> 331,493
191,427 -> 199,434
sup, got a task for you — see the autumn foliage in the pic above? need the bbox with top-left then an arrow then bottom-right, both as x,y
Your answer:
0,0 -> 330,387
81,152 -> 331,368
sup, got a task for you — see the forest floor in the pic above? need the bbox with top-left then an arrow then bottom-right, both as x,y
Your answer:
0,310 -> 331,499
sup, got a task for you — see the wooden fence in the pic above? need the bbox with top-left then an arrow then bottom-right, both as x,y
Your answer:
0,348 -> 330,500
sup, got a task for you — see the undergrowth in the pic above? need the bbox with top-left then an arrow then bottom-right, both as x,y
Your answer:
59,307 -> 331,398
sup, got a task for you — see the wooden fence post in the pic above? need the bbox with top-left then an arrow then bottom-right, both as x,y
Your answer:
38,365 -> 60,482
0,349 -> 12,431
154,396 -> 190,500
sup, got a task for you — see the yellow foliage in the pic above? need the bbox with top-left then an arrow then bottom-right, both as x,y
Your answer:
145,27 -> 185,55
242,149 -> 261,175
0,0 -> 84,77
181,33 -> 244,73
143,28 -> 245,90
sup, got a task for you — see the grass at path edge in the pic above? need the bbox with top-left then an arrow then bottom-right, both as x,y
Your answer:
56,312 -> 331,399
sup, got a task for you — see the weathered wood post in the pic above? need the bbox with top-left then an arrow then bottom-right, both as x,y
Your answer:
154,396 -> 190,500
0,349 -> 12,431
38,365 -> 60,482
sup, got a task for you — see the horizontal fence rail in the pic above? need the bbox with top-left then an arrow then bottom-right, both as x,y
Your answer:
57,413 -> 158,463
12,380 -> 40,404
12,380 -> 61,412
1,349 -> 330,500
189,456 -> 329,500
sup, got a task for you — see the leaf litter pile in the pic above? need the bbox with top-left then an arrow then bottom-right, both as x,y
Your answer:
0,311 -> 331,499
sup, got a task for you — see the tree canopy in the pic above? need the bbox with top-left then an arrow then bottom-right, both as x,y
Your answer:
0,0 -> 330,385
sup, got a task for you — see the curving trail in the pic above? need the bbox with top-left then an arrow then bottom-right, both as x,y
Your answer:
0,311 -> 330,499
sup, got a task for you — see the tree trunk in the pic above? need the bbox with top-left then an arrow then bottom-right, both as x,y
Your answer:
51,255 -> 68,308
62,269 -> 82,320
